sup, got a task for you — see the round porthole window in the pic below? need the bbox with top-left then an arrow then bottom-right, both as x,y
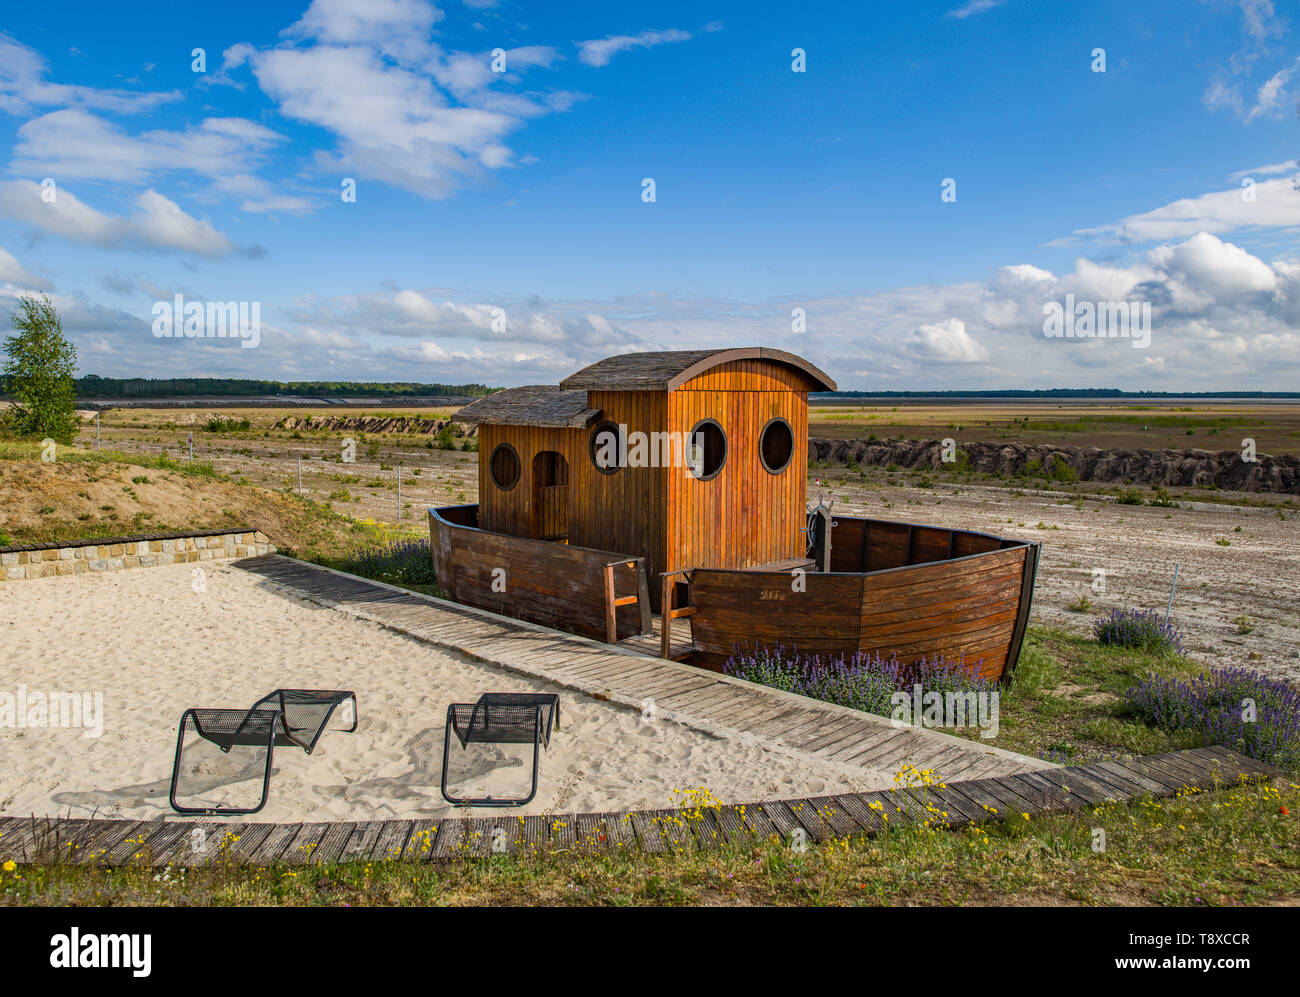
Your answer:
759,417 -> 794,474
489,443 -> 520,490
688,419 -> 727,480
589,421 -> 624,474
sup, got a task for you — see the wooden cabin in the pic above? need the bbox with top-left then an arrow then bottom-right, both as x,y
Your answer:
453,348 -> 836,604
433,347 -> 1039,682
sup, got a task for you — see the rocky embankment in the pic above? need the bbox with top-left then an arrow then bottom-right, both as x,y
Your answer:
274,415 -> 478,438
808,438 -> 1300,494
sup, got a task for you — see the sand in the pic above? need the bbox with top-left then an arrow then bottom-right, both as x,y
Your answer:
0,562 -> 890,822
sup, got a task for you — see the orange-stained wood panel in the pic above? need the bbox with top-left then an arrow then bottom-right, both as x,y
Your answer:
666,359 -> 816,574
477,424 -> 579,540
476,359 -> 820,606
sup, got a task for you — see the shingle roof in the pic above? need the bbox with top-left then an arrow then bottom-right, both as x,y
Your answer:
558,347 -> 836,391
452,386 -> 600,428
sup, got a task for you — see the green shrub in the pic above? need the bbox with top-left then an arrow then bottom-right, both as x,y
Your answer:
203,417 -> 251,433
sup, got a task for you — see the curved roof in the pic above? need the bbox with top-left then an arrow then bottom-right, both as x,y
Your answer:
558,347 -> 836,392
452,386 -> 600,428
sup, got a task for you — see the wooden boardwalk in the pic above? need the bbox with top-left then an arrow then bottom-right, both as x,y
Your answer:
0,746 -> 1278,866
229,555 -> 1052,785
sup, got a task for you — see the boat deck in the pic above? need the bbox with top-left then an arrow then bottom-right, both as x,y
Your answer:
617,614 -> 697,660
742,557 -> 817,572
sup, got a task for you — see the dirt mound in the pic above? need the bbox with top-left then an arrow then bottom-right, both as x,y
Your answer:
0,458 -> 362,556
274,415 -> 477,437
809,437 -> 1300,493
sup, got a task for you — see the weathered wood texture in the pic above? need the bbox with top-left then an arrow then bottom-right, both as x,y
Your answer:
474,396 -> 671,592
477,424 -> 578,540
1,747 -> 1273,867
828,517 -> 1004,573
435,506 -> 1037,681
687,521 -> 1034,681
429,506 -> 645,642
531,450 -> 569,541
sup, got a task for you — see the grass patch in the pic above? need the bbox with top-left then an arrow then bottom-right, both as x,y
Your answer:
958,627 -> 1215,764
1094,608 -> 1185,654
2,777 -> 1296,906
202,417 -> 251,433
332,537 -> 441,594
0,441 -> 221,480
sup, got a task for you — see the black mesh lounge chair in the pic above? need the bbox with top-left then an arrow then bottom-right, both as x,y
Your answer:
169,689 -> 357,816
441,693 -> 560,807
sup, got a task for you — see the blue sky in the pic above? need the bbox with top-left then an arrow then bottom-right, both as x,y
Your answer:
0,0 -> 1297,389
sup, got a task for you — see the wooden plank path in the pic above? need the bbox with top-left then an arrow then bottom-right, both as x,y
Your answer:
0,747 -> 1279,867
230,555 -> 1050,784
5,557 -> 1275,867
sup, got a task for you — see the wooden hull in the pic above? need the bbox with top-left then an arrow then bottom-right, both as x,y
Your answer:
429,505 -> 647,642
686,526 -> 1039,682
430,506 -> 1039,684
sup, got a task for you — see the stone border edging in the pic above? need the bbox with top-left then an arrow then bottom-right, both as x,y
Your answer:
0,529 -> 275,581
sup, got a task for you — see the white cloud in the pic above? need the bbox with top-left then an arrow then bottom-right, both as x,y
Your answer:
32,233 -> 1300,387
0,32 -> 179,116
433,46 -> 561,98
905,318 -> 990,364
945,0 -> 1005,19
1202,78 -> 1245,116
11,107 -> 286,184
1203,4 -> 1295,122
252,45 -> 521,199
1238,0 -> 1284,43
577,29 -> 692,67
208,173 -> 315,215
1148,231 -> 1277,300
0,246 -> 48,288
0,181 -> 244,258
1228,159 -> 1296,179
234,0 -> 574,200
284,0 -> 444,65
1057,177 -> 1300,244
5,5 -> 573,208
1247,58 -> 1299,120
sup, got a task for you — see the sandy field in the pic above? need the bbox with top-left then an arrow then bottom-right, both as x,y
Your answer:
0,562 -> 890,823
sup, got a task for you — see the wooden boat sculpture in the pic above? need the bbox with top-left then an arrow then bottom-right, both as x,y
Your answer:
429,348 -> 1039,683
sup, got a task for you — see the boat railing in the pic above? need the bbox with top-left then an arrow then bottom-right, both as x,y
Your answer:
603,558 -> 653,643
829,515 -> 1014,573
658,568 -> 698,660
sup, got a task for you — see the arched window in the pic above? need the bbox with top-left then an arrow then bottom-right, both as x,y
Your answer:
589,421 -> 624,474
688,419 -> 727,480
759,417 -> 794,474
489,443 -> 520,490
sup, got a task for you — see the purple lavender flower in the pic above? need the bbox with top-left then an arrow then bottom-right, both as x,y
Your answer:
1126,666 -> 1300,770
1094,608 -> 1185,655
340,538 -> 438,588
723,644 -> 993,718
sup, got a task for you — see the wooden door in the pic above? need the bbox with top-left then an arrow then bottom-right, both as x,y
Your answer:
532,450 -> 569,540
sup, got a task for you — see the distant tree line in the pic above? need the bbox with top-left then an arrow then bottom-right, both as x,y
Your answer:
815,389 -> 1300,399
60,376 -> 498,399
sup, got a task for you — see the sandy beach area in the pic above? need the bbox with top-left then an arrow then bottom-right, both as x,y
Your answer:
0,561 -> 896,822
